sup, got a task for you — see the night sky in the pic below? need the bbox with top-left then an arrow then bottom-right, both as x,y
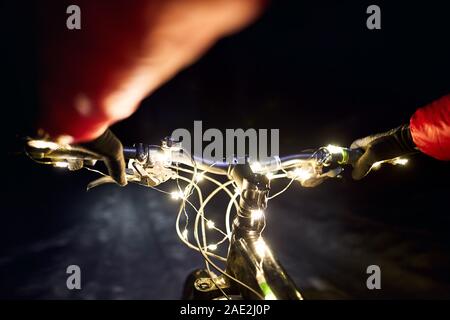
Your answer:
1,0 -> 450,299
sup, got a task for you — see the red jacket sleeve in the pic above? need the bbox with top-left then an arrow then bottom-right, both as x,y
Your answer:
37,0 -> 267,143
410,94 -> 450,160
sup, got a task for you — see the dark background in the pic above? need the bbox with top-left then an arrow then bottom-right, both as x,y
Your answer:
1,0 -> 450,299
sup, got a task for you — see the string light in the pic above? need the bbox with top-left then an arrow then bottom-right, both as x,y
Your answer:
30,136 -> 331,300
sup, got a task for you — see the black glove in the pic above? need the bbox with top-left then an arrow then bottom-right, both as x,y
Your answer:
80,129 -> 127,186
350,124 -> 418,180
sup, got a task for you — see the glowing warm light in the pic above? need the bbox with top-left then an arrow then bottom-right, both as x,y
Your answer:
56,135 -> 74,145
207,244 -> 218,251
265,172 -> 274,180
393,158 -> 408,165
250,162 -> 263,173
234,187 -> 241,195
53,162 -> 69,168
194,173 -> 204,182
154,151 -> 171,163
326,144 -> 344,154
371,161 -> 382,170
293,167 -> 312,181
182,230 -> 188,240
207,220 -> 215,229
254,238 -> 267,258
215,276 -> 226,286
27,140 -> 60,150
251,209 -> 264,220
171,190 -> 184,200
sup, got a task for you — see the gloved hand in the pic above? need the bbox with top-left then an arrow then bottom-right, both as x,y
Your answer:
79,129 -> 127,186
350,124 -> 418,180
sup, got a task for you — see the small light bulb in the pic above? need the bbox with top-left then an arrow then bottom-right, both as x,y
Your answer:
194,173 -> 204,182
371,161 -> 382,170
254,238 -> 267,258
326,144 -> 343,154
27,140 -> 60,150
54,162 -> 69,168
170,190 -> 184,200
265,172 -> 274,180
207,244 -> 218,251
234,187 -> 241,195
251,209 -> 264,220
182,230 -> 188,240
207,220 -> 215,229
393,158 -> 408,166
250,162 -> 262,173
293,168 -> 312,181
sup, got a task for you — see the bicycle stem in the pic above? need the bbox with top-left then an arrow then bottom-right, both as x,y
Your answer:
225,163 -> 303,300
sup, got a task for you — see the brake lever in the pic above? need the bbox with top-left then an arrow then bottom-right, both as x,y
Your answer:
86,161 -> 164,190
131,161 -> 160,187
123,159 -> 176,188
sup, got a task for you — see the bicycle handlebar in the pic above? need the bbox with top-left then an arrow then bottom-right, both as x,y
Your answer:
25,139 -> 363,181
